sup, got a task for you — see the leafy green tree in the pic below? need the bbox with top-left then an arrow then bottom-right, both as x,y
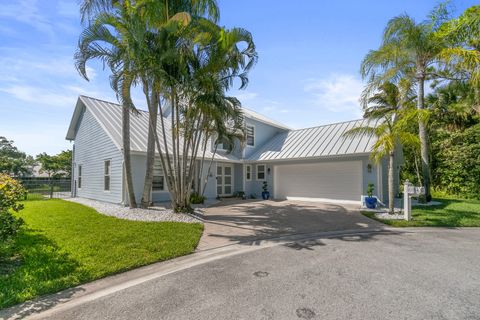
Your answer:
360,5 -> 451,201
0,136 -> 34,176
36,150 -> 72,178
0,174 -> 26,243
431,124 -> 480,198
437,5 -> 480,108
346,82 -> 418,214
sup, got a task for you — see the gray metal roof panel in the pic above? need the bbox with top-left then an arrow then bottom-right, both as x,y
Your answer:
247,119 -> 377,161
77,96 -> 240,161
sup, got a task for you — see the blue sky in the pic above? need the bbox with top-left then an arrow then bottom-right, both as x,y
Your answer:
0,0 -> 476,155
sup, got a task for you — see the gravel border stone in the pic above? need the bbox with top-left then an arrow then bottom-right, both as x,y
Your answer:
65,198 -> 201,223
374,212 -> 405,220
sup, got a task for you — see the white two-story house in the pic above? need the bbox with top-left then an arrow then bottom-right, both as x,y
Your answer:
66,95 -> 401,206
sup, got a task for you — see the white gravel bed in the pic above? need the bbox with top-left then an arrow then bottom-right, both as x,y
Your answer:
374,212 -> 406,220
66,198 -> 201,223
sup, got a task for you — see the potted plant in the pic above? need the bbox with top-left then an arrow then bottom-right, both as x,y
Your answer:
365,183 -> 377,209
261,181 -> 270,200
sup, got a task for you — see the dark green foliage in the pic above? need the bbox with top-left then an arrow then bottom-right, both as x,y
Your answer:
431,124 -> 480,199
262,181 -> 268,192
36,150 -> 72,178
0,174 -> 27,243
367,183 -> 375,197
400,79 -> 480,199
190,192 -> 205,204
0,137 -> 35,176
0,211 -> 23,243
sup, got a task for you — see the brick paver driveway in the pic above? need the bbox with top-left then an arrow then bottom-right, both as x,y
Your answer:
198,199 -> 384,250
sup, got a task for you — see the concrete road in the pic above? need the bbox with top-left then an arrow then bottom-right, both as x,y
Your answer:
28,228 -> 480,320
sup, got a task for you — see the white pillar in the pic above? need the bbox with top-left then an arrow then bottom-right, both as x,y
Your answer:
404,180 -> 411,221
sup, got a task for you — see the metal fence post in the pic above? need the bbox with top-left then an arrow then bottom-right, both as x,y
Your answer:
49,178 -> 54,199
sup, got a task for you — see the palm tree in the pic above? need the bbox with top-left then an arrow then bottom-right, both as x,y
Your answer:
137,0 -> 221,208
360,6 -> 450,201
144,20 -> 256,212
437,5 -> 480,110
346,82 -> 418,214
75,3 -> 141,208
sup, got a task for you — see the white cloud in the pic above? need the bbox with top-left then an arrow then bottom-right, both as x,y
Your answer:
0,85 -> 78,107
304,74 -> 364,117
0,0 -> 53,38
236,91 -> 258,101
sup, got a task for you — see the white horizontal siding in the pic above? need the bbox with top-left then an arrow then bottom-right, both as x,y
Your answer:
74,108 -> 123,204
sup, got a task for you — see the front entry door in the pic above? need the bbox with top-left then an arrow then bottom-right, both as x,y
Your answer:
217,164 -> 233,197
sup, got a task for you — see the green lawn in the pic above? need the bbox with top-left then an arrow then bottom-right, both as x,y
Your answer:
0,199 -> 203,309
362,197 -> 480,227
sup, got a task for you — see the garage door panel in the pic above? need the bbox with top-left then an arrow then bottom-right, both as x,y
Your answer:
274,161 -> 362,202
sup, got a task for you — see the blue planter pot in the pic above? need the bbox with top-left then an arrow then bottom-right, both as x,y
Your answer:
365,197 -> 377,209
262,191 -> 270,200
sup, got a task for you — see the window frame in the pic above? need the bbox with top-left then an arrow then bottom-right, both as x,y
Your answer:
104,160 -> 111,191
245,164 -> 252,181
152,175 -> 165,192
78,164 -> 82,189
256,164 -> 266,180
246,124 -> 255,147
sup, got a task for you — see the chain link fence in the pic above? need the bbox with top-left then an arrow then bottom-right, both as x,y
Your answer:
16,177 -> 72,200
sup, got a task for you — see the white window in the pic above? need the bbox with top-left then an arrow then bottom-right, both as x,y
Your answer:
152,176 -> 164,191
256,164 -> 266,180
216,137 -> 232,151
104,160 -> 110,191
78,165 -> 82,189
245,165 -> 252,181
246,125 -> 255,147
152,162 -> 165,192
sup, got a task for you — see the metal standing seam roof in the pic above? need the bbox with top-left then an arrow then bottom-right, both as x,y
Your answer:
241,107 -> 291,130
69,95 -> 240,162
246,119 -> 379,162
67,95 -> 378,163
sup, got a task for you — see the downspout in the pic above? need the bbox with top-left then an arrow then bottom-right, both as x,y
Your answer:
71,144 -> 75,197
121,157 -> 126,206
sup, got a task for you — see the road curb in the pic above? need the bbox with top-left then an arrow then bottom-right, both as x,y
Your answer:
1,227 -> 402,320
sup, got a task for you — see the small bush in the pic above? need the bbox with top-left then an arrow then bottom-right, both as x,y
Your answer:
190,192 -> 205,204
0,174 -> 26,242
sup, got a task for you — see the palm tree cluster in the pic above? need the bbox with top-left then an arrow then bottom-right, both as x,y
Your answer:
75,0 -> 257,212
349,3 -> 479,211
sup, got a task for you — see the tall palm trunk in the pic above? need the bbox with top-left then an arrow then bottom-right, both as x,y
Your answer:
140,92 -> 158,208
123,104 -> 137,208
417,76 -> 431,201
388,151 -> 395,214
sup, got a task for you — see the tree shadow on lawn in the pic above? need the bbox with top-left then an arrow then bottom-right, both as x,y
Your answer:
0,228 -> 88,318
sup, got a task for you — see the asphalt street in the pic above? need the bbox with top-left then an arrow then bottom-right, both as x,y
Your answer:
32,228 -> 480,320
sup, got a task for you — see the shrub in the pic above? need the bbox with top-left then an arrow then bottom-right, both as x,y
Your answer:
367,183 -> 375,197
190,192 -> 205,204
0,174 -> 26,242
431,124 -> 480,199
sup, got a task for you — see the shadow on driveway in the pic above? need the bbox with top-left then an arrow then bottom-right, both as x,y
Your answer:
198,199 -> 386,250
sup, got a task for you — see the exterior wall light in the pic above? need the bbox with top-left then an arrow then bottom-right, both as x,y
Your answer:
367,164 -> 372,173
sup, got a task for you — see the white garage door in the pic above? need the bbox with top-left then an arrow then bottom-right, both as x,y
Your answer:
274,160 -> 362,203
